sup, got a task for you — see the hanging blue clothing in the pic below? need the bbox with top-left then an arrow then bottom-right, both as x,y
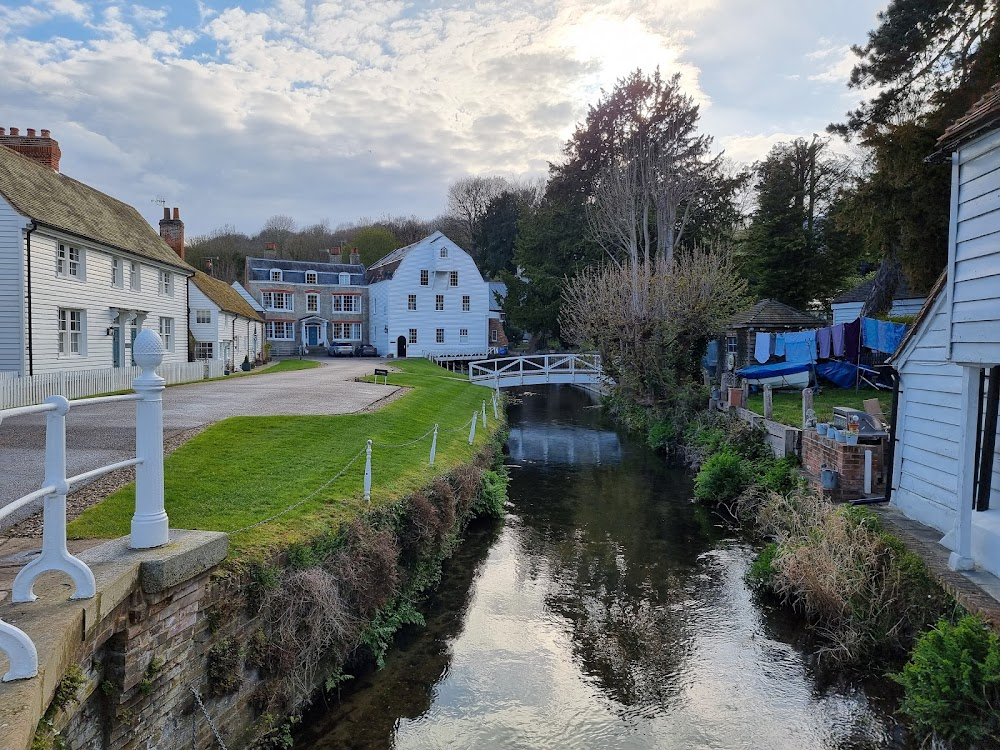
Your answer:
862,318 -> 880,351
784,330 -> 817,363
774,334 -> 785,357
861,317 -> 909,354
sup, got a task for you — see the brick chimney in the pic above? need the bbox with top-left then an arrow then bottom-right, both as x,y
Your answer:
0,127 -> 61,171
349,249 -> 360,265
329,248 -> 343,264
159,207 -> 185,261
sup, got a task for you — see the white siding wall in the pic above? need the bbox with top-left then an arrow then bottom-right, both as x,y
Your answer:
383,237 -> 490,358
189,285 -> 221,358
948,129 -> 1000,365
27,229 -> 190,374
369,282 -> 391,356
0,196 -> 27,374
188,285 -> 264,366
832,298 -> 926,326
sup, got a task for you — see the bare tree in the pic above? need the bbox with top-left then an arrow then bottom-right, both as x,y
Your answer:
445,176 -> 510,255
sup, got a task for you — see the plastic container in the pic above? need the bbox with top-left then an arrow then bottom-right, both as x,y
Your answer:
835,429 -> 847,444
817,423 -> 828,436
821,467 -> 839,489
827,428 -> 839,441
845,433 -> 859,446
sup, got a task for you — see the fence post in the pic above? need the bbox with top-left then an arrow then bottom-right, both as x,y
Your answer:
364,439 -> 373,501
130,330 -> 169,549
0,618 -> 37,682
481,400 -> 487,427
12,395 -> 96,602
492,392 -> 499,420
469,411 -> 478,445
429,424 -> 438,466
802,387 -> 814,429
763,385 -> 773,420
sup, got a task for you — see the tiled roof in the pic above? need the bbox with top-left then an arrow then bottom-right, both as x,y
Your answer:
367,230 -> 448,283
937,81 -> 1000,150
725,298 -> 824,330
0,144 -> 193,272
246,256 -> 366,286
192,271 -> 263,321
232,281 -> 264,313
832,275 -> 920,305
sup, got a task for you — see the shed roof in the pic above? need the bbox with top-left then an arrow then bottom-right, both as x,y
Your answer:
192,271 -> 263,321
0,144 -> 193,272
831,275 -> 921,305
936,81 -> 1000,151
725,298 -> 824,330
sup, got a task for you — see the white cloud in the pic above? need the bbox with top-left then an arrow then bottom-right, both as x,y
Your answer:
807,42 -> 857,84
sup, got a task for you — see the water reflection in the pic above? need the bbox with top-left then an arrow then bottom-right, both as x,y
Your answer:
506,424 -> 622,465
297,385 -> 912,750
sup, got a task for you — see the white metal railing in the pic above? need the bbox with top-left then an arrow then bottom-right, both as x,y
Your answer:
0,359 -> 226,410
0,330 -> 171,682
468,353 -> 603,387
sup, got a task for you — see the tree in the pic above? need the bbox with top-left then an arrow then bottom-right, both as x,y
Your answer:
474,190 -> 524,278
349,226 -> 400,266
445,176 -> 510,259
741,138 -> 860,311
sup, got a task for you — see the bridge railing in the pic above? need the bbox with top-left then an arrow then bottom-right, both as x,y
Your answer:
0,330 -> 170,682
469,353 -> 602,386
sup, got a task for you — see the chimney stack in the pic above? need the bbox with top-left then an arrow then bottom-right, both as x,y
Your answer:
0,126 -> 62,171
329,248 -> 343,264
349,249 -> 361,265
159,206 -> 185,261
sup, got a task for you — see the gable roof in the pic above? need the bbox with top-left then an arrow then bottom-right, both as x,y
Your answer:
367,230 -> 450,283
0,145 -> 193,272
937,81 -> 1000,152
232,281 -> 264,313
192,271 -> 263,321
832,275 -> 921,305
725,298 -> 824,330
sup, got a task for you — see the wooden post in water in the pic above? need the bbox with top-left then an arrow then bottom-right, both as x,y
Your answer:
802,388 -> 814,429
763,385 -> 773,420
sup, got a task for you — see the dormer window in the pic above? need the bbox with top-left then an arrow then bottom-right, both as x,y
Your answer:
339,272 -> 351,285
270,269 -> 282,282
439,247 -> 448,258
306,271 -> 318,284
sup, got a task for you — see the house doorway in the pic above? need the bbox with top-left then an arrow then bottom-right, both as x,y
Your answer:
397,335 -> 407,358
306,324 -> 321,347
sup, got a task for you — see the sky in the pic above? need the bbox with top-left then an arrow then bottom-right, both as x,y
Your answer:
0,0 -> 887,239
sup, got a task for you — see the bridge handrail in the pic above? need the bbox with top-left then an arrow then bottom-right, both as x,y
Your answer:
468,353 -> 603,385
0,329 -> 171,683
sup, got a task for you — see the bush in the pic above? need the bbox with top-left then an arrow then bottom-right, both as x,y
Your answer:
747,543 -> 780,589
475,469 -> 508,518
756,456 -> 801,495
694,449 -> 751,504
893,615 -> 1000,747
646,416 -> 676,452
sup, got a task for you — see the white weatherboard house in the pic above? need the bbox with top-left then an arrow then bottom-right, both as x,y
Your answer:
0,128 -> 194,375
890,83 -> 1000,577
367,232 -> 490,358
189,271 -> 266,368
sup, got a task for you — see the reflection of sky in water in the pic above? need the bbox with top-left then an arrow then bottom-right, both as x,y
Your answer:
506,424 -> 623,466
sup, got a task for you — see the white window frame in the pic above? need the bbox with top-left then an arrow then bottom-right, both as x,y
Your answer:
439,247 -> 448,258
305,271 -> 318,284
449,271 -> 458,287
435,295 -> 444,311
129,261 -> 140,291
491,327 -> 498,343
262,292 -> 293,311
58,308 -> 84,356
462,295 -> 470,312
339,272 -> 351,285
159,270 -> 173,296
307,293 -> 319,313
159,317 -> 174,351
408,328 -> 417,344
267,321 -> 295,340
331,322 -> 362,341
111,257 -> 123,288
270,269 -> 282,282
194,342 -> 214,360
195,309 -> 212,324
408,294 -> 417,311
435,328 -> 445,344
726,335 -> 738,354
56,244 -> 84,280
420,270 -> 429,286
332,294 -> 360,313
460,328 -> 468,342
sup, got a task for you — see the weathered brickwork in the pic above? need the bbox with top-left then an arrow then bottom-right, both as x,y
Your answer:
802,429 -> 886,502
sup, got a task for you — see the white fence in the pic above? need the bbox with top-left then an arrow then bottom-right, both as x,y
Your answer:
0,360 -> 226,409
469,353 -> 605,388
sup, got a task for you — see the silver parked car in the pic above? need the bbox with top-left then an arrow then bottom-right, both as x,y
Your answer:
327,341 -> 355,356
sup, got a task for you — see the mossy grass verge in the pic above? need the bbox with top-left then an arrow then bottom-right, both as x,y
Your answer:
745,386 -> 888,428
67,359 -> 503,559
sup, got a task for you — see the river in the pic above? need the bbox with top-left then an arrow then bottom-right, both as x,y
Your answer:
296,385 -> 914,750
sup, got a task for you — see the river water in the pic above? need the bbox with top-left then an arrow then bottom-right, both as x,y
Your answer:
296,385 -> 913,750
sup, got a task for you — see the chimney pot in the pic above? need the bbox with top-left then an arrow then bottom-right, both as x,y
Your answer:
0,126 -> 60,171
40,129 -> 50,138
163,207 -> 170,220
26,129 -> 35,137
159,205 -> 185,262
172,207 -> 179,220
9,128 -> 18,136
0,128 -> 5,136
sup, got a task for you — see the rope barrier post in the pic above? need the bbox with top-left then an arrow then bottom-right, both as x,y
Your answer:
469,411 -> 478,445
430,424 -> 438,466
492,392 -> 499,420
363,439 -> 373,502
482,400 -> 487,427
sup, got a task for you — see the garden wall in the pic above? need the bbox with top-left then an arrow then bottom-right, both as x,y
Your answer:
801,430 -> 886,502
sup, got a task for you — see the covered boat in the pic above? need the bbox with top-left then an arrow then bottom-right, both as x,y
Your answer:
735,361 -> 811,389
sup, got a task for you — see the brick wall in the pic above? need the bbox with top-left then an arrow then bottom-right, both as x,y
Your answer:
0,127 -> 61,171
802,429 -> 886,502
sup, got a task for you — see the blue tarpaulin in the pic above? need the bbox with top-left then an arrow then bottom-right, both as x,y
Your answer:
736,362 -> 811,379
815,361 -> 862,388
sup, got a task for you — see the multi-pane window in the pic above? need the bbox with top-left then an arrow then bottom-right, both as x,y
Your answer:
56,244 -> 82,278
196,309 -> 212,324
420,270 -> 429,286
726,335 -> 738,354
111,257 -> 122,287
435,328 -> 445,344
305,271 -> 318,284
270,269 -> 282,281
460,328 -> 468,342
159,317 -> 174,351
435,295 -> 444,311
159,270 -> 173,296
408,294 -> 417,311
491,327 -> 498,342
194,342 -> 214,359
462,295 -> 470,312
307,293 -> 319,313
339,272 -> 351,285
58,309 -> 83,355
439,247 -> 448,258
331,295 -> 360,312
408,328 -> 417,344
267,321 -> 295,339
331,322 -> 362,340
129,262 -> 139,290
262,292 -> 293,311
449,271 -> 458,287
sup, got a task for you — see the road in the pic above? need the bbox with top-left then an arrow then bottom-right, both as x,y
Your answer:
0,357 -> 402,527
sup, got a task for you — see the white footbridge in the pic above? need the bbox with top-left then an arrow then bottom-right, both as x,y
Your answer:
468,353 -> 606,389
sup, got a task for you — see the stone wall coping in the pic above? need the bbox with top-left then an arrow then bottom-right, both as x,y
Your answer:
0,530 -> 228,750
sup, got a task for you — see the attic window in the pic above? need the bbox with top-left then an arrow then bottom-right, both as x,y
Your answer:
339,272 -> 351,285
439,247 -> 448,258
270,269 -> 282,282
306,271 -> 318,284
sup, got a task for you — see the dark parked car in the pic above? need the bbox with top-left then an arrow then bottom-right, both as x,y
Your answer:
327,341 -> 355,357
355,344 -> 378,357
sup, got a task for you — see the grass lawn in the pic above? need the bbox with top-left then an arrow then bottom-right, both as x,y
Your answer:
67,359 -> 501,558
746,386 -> 890,427
212,358 -> 321,379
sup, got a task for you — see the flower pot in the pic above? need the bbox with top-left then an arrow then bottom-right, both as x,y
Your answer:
835,429 -> 847,444
827,428 -> 839,441
816,423 -> 828,436
845,433 -> 859,446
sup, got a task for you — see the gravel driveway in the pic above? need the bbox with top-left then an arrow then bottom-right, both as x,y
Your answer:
0,357 -> 402,527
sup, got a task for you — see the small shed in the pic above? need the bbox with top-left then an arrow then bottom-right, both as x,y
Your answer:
720,299 -> 824,375
831,276 -> 927,326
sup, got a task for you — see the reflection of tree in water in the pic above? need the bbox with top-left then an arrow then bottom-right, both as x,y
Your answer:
294,519 -> 501,750
509,430 -> 722,713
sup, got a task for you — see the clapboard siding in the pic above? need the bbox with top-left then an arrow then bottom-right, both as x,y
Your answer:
0,196 -> 26,374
